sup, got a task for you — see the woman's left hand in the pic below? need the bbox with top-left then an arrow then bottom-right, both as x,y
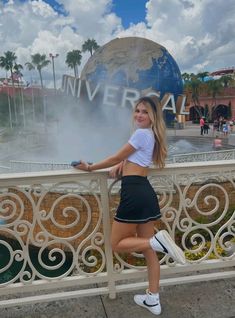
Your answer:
73,160 -> 89,171
109,161 -> 124,178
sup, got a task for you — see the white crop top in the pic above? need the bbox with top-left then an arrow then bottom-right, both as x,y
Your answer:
127,128 -> 155,167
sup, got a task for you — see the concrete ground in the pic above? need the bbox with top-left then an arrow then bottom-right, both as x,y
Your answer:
1,277 -> 235,318
167,122 -> 230,138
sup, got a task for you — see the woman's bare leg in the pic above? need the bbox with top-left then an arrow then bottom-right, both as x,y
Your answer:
111,220 -> 160,293
111,221 -> 151,253
137,221 -> 160,293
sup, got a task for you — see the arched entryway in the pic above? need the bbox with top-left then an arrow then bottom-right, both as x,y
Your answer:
212,104 -> 228,120
189,105 -> 204,121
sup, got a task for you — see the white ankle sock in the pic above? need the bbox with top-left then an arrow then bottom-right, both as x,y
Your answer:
148,290 -> 159,297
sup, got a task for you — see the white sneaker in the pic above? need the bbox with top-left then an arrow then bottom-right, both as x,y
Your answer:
150,230 -> 186,265
134,291 -> 161,315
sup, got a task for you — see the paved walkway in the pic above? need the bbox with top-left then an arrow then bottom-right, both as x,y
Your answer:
2,277 -> 235,318
167,122 -> 226,138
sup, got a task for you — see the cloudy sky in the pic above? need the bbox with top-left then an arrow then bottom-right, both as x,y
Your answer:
0,0 -> 234,87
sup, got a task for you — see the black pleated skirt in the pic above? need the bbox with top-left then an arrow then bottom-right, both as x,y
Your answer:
114,175 -> 161,224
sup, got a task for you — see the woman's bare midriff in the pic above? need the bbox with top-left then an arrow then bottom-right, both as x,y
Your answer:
122,160 -> 148,177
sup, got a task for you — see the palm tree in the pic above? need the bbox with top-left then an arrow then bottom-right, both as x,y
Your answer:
220,75 -> 233,88
82,39 -> 99,56
183,73 -> 204,119
195,72 -> 210,96
196,71 -> 209,82
190,77 -> 203,116
13,62 -> 23,97
183,74 -> 201,106
25,53 -> 50,89
0,51 -> 18,124
25,54 -> 50,130
207,79 -> 223,119
181,72 -> 191,83
23,62 -> 36,123
0,51 -> 17,85
13,63 -> 23,85
208,79 -> 222,103
65,50 -> 82,77
13,63 -> 26,126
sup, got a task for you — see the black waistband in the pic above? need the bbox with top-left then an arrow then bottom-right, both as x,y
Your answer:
121,175 -> 148,184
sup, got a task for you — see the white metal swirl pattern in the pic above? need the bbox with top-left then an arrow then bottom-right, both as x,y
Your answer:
0,165 -> 234,299
0,179 -> 105,286
108,170 -> 235,270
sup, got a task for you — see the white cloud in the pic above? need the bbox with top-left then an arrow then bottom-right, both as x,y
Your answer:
57,0 -> 121,38
0,0 -> 234,86
140,0 -> 235,72
31,0 -> 57,18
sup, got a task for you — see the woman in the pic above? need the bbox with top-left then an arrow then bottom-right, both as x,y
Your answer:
74,96 -> 186,315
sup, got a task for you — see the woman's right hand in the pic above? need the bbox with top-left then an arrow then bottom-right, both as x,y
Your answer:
109,161 -> 124,179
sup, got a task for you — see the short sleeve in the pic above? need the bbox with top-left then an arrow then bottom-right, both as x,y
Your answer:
128,129 -> 146,150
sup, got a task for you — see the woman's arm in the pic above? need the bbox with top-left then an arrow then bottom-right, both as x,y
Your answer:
109,160 -> 125,178
74,143 -> 135,172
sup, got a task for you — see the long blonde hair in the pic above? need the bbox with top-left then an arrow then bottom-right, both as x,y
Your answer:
134,96 -> 167,168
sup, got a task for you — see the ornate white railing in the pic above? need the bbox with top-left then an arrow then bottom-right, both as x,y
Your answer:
7,149 -> 235,173
172,149 -> 235,163
0,161 -> 234,308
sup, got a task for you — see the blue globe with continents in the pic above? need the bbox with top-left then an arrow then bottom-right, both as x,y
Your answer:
80,37 -> 183,122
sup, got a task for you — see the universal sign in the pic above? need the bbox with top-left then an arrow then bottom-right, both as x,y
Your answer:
61,75 -> 189,115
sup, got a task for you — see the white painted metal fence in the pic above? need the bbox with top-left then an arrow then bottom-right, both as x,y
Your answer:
0,161 -> 234,308
6,149 -> 235,173
172,149 -> 235,163
9,160 -> 71,172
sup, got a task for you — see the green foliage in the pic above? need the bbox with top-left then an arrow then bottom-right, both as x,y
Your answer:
194,206 -> 234,235
25,53 -> 50,88
0,51 -> 17,74
65,50 -> 82,77
207,79 -> 223,98
82,39 -> 99,56
184,205 -> 235,261
220,75 -> 233,88
185,242 -> 226,261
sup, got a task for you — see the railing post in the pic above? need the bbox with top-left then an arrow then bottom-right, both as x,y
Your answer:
99,175 -> 116,299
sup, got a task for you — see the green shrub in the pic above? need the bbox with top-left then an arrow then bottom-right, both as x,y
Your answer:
185,241 -> 227,261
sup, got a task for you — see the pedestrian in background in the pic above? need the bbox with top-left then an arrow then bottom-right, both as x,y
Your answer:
200,117 -> 205,135
203,120 -> 210,134
222,121 -> 229,136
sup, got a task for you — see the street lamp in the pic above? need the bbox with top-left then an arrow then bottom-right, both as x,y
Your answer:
49,53 -> 59,92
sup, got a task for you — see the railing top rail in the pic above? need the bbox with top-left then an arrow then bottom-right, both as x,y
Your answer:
10,160 -> 69,165
0,160 -> 235,185
172,149 -> 235,158
0,168 -> 108,186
